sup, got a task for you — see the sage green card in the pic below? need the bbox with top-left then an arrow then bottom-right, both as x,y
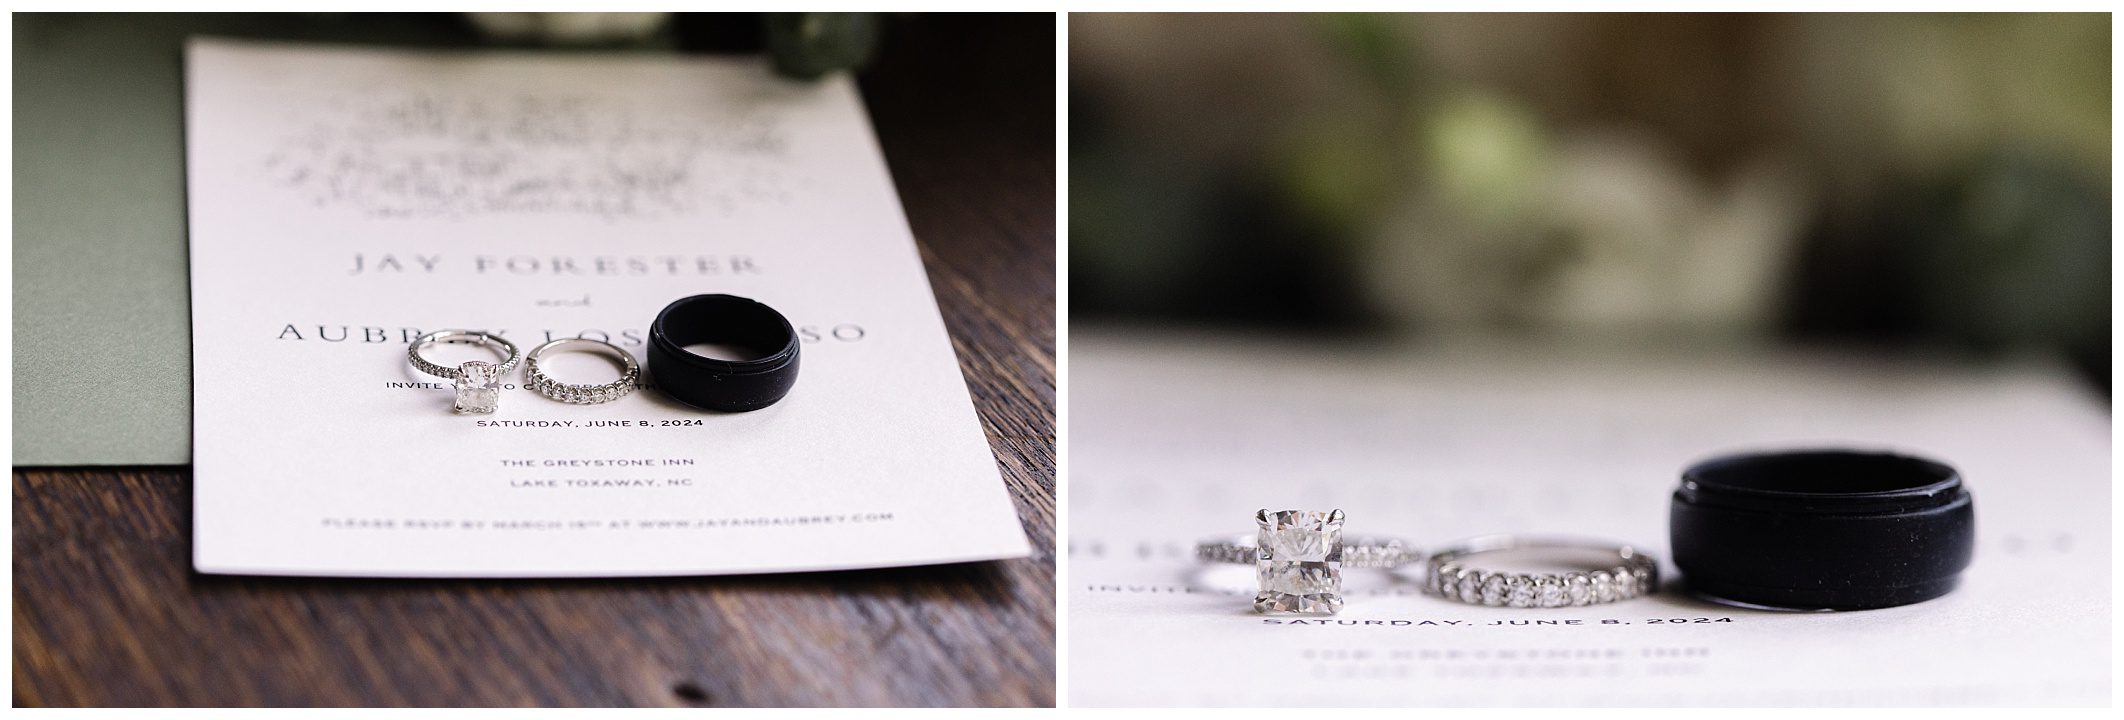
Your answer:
14,15 -> 196,465
14,14 -> 479,465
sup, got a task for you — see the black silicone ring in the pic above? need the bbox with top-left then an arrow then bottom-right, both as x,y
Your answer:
1669,449 -> 1974,611
647,294 -> 800,412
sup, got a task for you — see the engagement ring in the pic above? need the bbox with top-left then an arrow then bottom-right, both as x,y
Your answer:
1196,509 -> 1417,615
408,329 -> 522,415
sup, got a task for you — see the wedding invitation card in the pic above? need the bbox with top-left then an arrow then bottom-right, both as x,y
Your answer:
184,39 -> 1031,576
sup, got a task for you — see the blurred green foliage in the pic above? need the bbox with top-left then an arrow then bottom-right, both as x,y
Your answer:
1070,12 -> 2109,389
765,12 -> 882,80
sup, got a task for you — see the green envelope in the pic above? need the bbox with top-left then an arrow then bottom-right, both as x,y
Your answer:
14,14 -> 196,465
13,14 -> 479,465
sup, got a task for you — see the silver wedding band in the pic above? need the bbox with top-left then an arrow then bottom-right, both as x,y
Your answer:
1426,535 -> 1659,608
525,338 -> 640,404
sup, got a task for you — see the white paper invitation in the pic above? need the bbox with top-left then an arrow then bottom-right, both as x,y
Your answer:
1068,328 -> 2109,706
184,39 -> 1030,576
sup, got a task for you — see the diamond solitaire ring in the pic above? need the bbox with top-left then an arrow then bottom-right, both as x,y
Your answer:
1426,535 -> 1659,608
408,329 -> 522,415
525,338 -> 640,404
1196,509 -> 1417,615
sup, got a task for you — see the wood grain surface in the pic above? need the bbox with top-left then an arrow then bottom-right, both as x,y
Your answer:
13,14 -> 1056,708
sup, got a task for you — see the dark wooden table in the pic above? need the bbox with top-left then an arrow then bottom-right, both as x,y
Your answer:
13,14 -> 1055,708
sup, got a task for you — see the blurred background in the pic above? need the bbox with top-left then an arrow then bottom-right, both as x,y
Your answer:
1070,13 -> 2109,394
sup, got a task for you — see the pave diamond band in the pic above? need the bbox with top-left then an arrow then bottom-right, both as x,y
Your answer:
408,330 -> 523,379
1425,535 -> 1659,608
526,338 -> 640,405
1195,534 -> 1417,569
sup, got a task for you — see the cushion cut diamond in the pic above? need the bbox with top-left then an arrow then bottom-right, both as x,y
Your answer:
453,360 -> 502,414
1253,509 -> 1345,615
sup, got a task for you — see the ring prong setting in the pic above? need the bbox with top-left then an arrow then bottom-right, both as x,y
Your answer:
1253,509 -> 1346,615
